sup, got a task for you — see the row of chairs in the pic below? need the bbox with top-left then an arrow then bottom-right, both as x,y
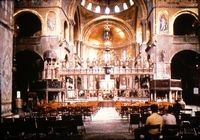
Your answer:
24,106 -> 94,120
134,123 -> 200,140
118,105 -> 200,119
1,115 -> 85,140
129,113 -> 200,139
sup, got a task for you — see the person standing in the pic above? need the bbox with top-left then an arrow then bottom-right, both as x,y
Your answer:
173,100 -> 182,118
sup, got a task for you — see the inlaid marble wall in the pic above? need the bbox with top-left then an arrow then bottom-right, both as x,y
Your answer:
0,0 -> 14,117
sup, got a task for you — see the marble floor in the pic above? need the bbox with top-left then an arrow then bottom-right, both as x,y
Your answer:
82,107 -> 134,140
74,105 -> 200,140
39,107 -> 134,140
6,102 -> 200,140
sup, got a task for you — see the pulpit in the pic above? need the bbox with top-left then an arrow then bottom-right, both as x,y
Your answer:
150,79 -> 182,103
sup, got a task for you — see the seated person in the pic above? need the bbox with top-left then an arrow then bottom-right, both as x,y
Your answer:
134,104 -> 163,140
172,100 -> 182,118
162,105 -> 176,125
162,106 -> 179,137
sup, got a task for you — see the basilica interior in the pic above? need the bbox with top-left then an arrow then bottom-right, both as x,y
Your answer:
0,0 -> 200,139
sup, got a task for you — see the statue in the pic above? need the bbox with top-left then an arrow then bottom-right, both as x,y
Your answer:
160,49 -> 166,62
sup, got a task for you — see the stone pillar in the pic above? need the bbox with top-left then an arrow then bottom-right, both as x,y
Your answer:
58,92 -> 62,102
169,90 -> 172,103
69,20 -> 74,43
141,19 -> 146,43
154,92 -> 157,101
45,91 -> 48,103
150,93 -> 153,101
0,1 -> 14,117
86,75 -> 90,99
75,40 -> 82,57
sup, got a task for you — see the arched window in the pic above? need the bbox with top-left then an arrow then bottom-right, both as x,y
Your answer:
114,5 -> 120,13
15,12 -> 41,38
81,0 -> 85,6
95,5 -> 101,13
129,0 -> 134,6
105,7 -> 110,14
123,3 -> 128,10
174,14 -> 196,35
87,3 -> 92,10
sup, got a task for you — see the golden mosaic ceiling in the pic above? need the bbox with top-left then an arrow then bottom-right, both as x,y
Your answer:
79,0 -> 137,49
86,22 -> 130,49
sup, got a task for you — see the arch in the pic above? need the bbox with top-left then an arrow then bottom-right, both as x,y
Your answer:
82,16 -> 134,44
171,50 -> 200,104
15,50 -> 44,100
174,14 -> 196,35
14,9 -> 43,22
169,48 -> 198,63
14,9 -> 43,34
67,0 -> 78,19
14,11 -> 42,37
134,0 -> 148,19
172,10 -> 198,35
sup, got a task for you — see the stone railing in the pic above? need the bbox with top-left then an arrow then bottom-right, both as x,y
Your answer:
60,67 -> 154,76
172,35 -> 199,44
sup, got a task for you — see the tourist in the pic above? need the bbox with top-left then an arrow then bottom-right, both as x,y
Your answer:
134,104 -> 163,140
162,105 -> 176,125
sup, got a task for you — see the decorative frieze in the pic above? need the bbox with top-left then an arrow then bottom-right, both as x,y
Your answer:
15,0 -> 59,8
157,0 -> 198,7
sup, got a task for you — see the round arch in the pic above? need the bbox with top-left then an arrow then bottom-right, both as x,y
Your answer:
14,10 -> 44,34
172,10 -> 198,22
171,10 -> 198,35
169,47 -> 198,63
171,50 -> 200,105
15,12 -> 42,38
15,50 -> 44,99
82,16 -> 134,44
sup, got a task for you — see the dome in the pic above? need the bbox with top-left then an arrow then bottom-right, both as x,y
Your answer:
80,0 -> 135,14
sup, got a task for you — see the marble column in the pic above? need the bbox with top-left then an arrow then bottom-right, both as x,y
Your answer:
0,1 -> 14,117
69,20 -> 74,44
141,19 -> 146,43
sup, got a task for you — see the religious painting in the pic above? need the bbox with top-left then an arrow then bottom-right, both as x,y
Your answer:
159,11 -> 169,33
47,11 -> 56,34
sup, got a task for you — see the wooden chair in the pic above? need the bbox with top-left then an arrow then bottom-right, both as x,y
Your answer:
162,124 -> 180,139
195,111 -> 200,117
36,117 -> 52,136
129,113 -> 141,133
140,113 -> 150,126
144,124 -> 162,140
180,121 -> 197,137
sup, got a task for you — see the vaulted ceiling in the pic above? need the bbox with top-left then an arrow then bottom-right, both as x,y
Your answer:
77,0 -> 148,49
